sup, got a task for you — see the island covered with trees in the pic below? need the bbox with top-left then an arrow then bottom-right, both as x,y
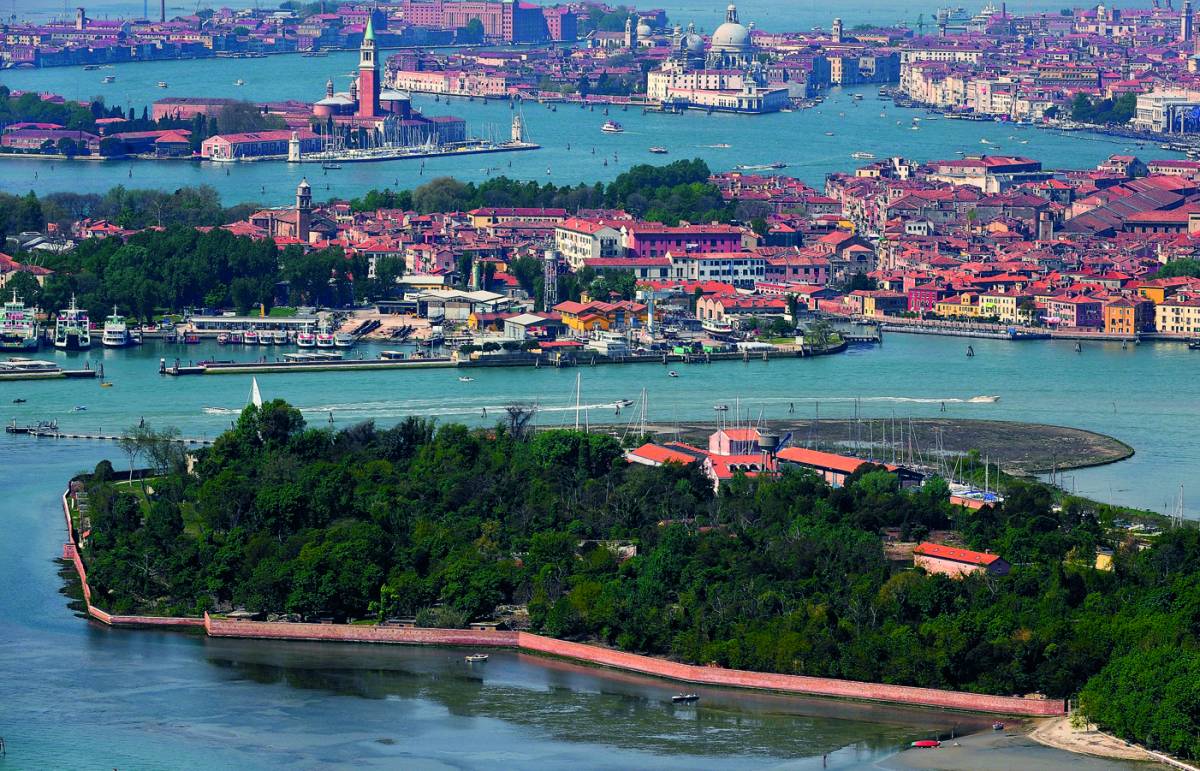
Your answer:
76,402 -> 1200,759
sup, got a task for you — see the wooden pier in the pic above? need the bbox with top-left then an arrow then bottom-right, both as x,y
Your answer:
7,423 -> 214,445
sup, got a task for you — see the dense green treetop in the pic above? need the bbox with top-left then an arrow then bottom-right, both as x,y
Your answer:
78,403 -> 1200,757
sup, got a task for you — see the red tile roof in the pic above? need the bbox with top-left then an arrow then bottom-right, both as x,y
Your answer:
913,542 -> 1003,566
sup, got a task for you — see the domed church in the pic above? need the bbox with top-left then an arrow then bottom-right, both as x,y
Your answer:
707,4 -> 755,68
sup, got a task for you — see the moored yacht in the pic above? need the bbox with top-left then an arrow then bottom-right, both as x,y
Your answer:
54,296 -> 91,351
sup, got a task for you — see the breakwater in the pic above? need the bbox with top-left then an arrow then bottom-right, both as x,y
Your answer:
61,484 -> 1062,717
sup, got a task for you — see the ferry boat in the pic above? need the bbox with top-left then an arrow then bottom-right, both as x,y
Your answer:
54,296 -> 91,351
157,81 -> 168,88
101,306 -> 133,348
228,331 -> 243,344
257,331 -> 274,344
850,151 -> 876,160
601,120 -> 624,133
101,75 -> 115,84
296,330 -> 317,348
273,330 -> 289,345
334,332 -> 355,348
0,357 -> 59,375
464,653 -> 488,662
234,79 -> 245,86
648,146 -> 668,154
1,292 -> 41,351
316,325 -> 335,348
243,329 -> 259,345
83,64 -> 101,71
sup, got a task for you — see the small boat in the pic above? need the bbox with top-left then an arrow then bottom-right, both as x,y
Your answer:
648,146 -> 668,154
321,162 -> 342,170
707,143 -> 731,148
668,371 -> 679,378
966,345 -> 974,358
458,376 -> 475,382
72,405 -> 87,412
217,333 -> 229,345
713,404 -> 729,411
824,131 -> 835,136
184,334 -> 200,344
601,120 -> 624,133
615,399 -> 635,407
100,382 -> 113,388
850,151 -> 875,160
157,81 -> 168,88
12,398 -> 26,404
910,740 -> 941,749
464,653 -> 488,662
234,79 -> 245,86
102,75 -> 115,83
671,694 -> 699,703
992,721 -> 1006,731
83,64 -> 101,71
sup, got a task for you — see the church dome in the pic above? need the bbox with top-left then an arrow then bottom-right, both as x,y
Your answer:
636,19 -> 652,38
710,4 -> 751,52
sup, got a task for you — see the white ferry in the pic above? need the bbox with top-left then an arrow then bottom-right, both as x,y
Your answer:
101,306 -> 133,348
334,332 -> 355,348
54,296 -> 91,351
1,292 -> 41,351
601,120 -> 624,133
296,330 -> 317,348
850,151 -> 876,160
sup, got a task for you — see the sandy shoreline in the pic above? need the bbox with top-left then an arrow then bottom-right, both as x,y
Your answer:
877,721 -> 1160,770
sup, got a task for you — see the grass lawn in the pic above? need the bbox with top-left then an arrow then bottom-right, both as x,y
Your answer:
268,307 -> 298,317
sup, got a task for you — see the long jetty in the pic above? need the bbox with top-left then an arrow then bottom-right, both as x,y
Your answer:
159,344 -> 846,377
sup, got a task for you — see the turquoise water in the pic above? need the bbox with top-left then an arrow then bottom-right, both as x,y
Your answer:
4,333 -> 1198,517
0,65 -> 1168,205
0,334 -> 1164,769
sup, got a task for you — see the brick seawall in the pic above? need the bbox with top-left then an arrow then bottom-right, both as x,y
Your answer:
62,486 -> 1063,717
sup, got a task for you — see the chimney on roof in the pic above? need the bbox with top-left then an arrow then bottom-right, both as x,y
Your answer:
160,0 -> 165,23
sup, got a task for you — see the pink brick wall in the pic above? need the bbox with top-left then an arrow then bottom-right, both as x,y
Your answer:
60,485 -> 1065,718
204,614 -> 519,647
515,634 -> 1065,717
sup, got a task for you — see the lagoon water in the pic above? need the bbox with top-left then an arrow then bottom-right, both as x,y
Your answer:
0,334 -> 1169,770
0,65 -> 1175,205
0,21 -> 1196,764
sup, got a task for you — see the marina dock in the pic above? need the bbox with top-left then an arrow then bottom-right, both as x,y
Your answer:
0,359 -> 99,381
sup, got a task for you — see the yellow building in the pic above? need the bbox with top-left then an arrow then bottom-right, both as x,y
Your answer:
1155,297 -> 1200,335
554,299 -> 649,333
935,292 -> 981,318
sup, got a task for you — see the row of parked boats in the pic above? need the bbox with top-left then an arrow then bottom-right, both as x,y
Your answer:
1,293 -> 137,352
216,327 -> 355,348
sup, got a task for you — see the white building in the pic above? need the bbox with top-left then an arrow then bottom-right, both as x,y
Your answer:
1132,89 -> 1200,134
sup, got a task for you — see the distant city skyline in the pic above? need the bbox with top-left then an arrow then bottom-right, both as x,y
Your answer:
3,0 -> 1158,30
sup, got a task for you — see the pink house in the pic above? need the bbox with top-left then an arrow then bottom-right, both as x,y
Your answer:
623,223 -> 744,259
913,542 -> 1010,577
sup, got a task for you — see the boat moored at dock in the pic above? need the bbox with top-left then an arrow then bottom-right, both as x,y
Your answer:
1,292 -> 41,352
101,307 -> 133,348
54,296 -> 91,351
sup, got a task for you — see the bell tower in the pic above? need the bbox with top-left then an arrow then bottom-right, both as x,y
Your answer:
357,15 -> 379,118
